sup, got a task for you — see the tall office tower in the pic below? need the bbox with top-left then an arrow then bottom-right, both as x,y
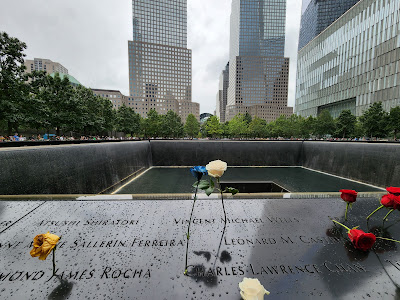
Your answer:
225,0 -> 293,122
128,0 -> 200,121
298,0 -> 360,50
296,0 -> 400,118
216,62 -> 229,123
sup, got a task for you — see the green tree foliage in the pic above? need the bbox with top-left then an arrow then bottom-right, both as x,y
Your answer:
116,104 -> 140,136
184,113 -> 200,138
24,71 -> 50,133
142,109 -> 161,138
353,119 -> 364,138
0,32 -> 29,135
388,106 -> 400,139
100,97 -> 115,133
41,73 -> 76,135
268,115 -> 290,138
160,110 -> 184,138
314,110 -> 336,137
301,116 -> 316,138
359,102 -> 388,138
205,115 -> 223,138
243,112 -> 252,125
248,117 -> 267,138
335,110 -> 356,138
228,114 -> 248,138
222,121 -> 230,138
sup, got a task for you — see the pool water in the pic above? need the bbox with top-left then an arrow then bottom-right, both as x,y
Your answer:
115,167 -> 382,194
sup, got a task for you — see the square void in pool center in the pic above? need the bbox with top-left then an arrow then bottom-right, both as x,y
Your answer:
116,167 -> 381,194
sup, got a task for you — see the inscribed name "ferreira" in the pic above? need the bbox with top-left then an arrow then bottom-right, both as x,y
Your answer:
70,238 -> 186,248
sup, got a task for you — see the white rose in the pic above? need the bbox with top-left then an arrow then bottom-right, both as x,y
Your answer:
239,278 -> 270,300
206,160 -> 227,178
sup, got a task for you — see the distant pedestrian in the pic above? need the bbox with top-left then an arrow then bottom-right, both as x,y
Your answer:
13,133 -> 19,141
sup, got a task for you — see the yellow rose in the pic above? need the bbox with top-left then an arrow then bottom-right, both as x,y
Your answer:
206,160 -> 227,178
30,232 -> 60,260
239,278 -> 270,300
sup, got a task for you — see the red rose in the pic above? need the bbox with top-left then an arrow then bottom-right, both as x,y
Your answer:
393,195 -> 400,210
348,229 -> 376,251
386,187 -> 400,195
340,189 -> 358,203
381,194 -> 395,208
381,194 -> 400,210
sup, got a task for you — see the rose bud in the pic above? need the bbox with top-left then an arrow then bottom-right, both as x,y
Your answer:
239,278 -> 270,300
340,189 -> 358,203
386,187 -> 400,195
381,194 -> 395,208
348,229 -> 376,251
30,232 -> 60,260
393,195 -> 400,210
206,160 -> 227,178
190,166 -> 207,181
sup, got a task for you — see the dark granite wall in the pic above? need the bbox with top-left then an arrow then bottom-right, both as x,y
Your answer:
150,140 -> 303,166
150,140 -> 400,188
0,141 -> 152,194
301,142 -> 400,188
1,140 -> 399,194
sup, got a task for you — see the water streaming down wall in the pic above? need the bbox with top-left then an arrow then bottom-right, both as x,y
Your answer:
0,141 -> 152,195
0,140 -> 398,194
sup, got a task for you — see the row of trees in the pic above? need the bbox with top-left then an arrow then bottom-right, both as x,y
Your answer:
115,107 -> 200,138
1,31 -> 400,140
0,31 -> 200,138
201,104 -> 400,139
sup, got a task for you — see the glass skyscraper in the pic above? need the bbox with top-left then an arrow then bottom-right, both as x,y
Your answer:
216,62 -> 229,123
225,0 -> 293,122
298,0 -> 360,50
296,0 -> 400,118
128,0 -> 199,121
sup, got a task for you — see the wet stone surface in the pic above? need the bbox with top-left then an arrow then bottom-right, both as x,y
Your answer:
0,197 -> 399,299
0,201 -> 44,232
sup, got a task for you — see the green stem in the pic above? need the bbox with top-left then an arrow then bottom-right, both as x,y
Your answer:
376,237 -> 400,244
345,203 -> 349,221
217,178 -> 227,224
332,219 -> 351,232
184,181 -> 200,276
366,205 -> 384,220
382,209 -> 395,224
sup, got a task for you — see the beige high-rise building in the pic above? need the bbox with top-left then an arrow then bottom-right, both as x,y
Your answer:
24,58 -> 68,75
92,89 -> 127,110
128,0 -> 200,122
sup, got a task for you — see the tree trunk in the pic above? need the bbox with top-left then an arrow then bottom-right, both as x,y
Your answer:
7,122 -> 12,137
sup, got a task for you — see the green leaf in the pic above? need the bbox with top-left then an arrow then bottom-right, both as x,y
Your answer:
194,180 -> 210,189
205,186 -> 214,196
204,179 -> 215,196
224,187 -> 239,195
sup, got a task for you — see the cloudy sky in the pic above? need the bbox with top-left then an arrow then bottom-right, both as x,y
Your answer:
1,0 -> 302,114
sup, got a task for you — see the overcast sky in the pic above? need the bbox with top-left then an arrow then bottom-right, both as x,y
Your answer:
0,0 -> 302,114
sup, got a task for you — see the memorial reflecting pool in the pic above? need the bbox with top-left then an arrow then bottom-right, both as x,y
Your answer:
115,167 -> 383,194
